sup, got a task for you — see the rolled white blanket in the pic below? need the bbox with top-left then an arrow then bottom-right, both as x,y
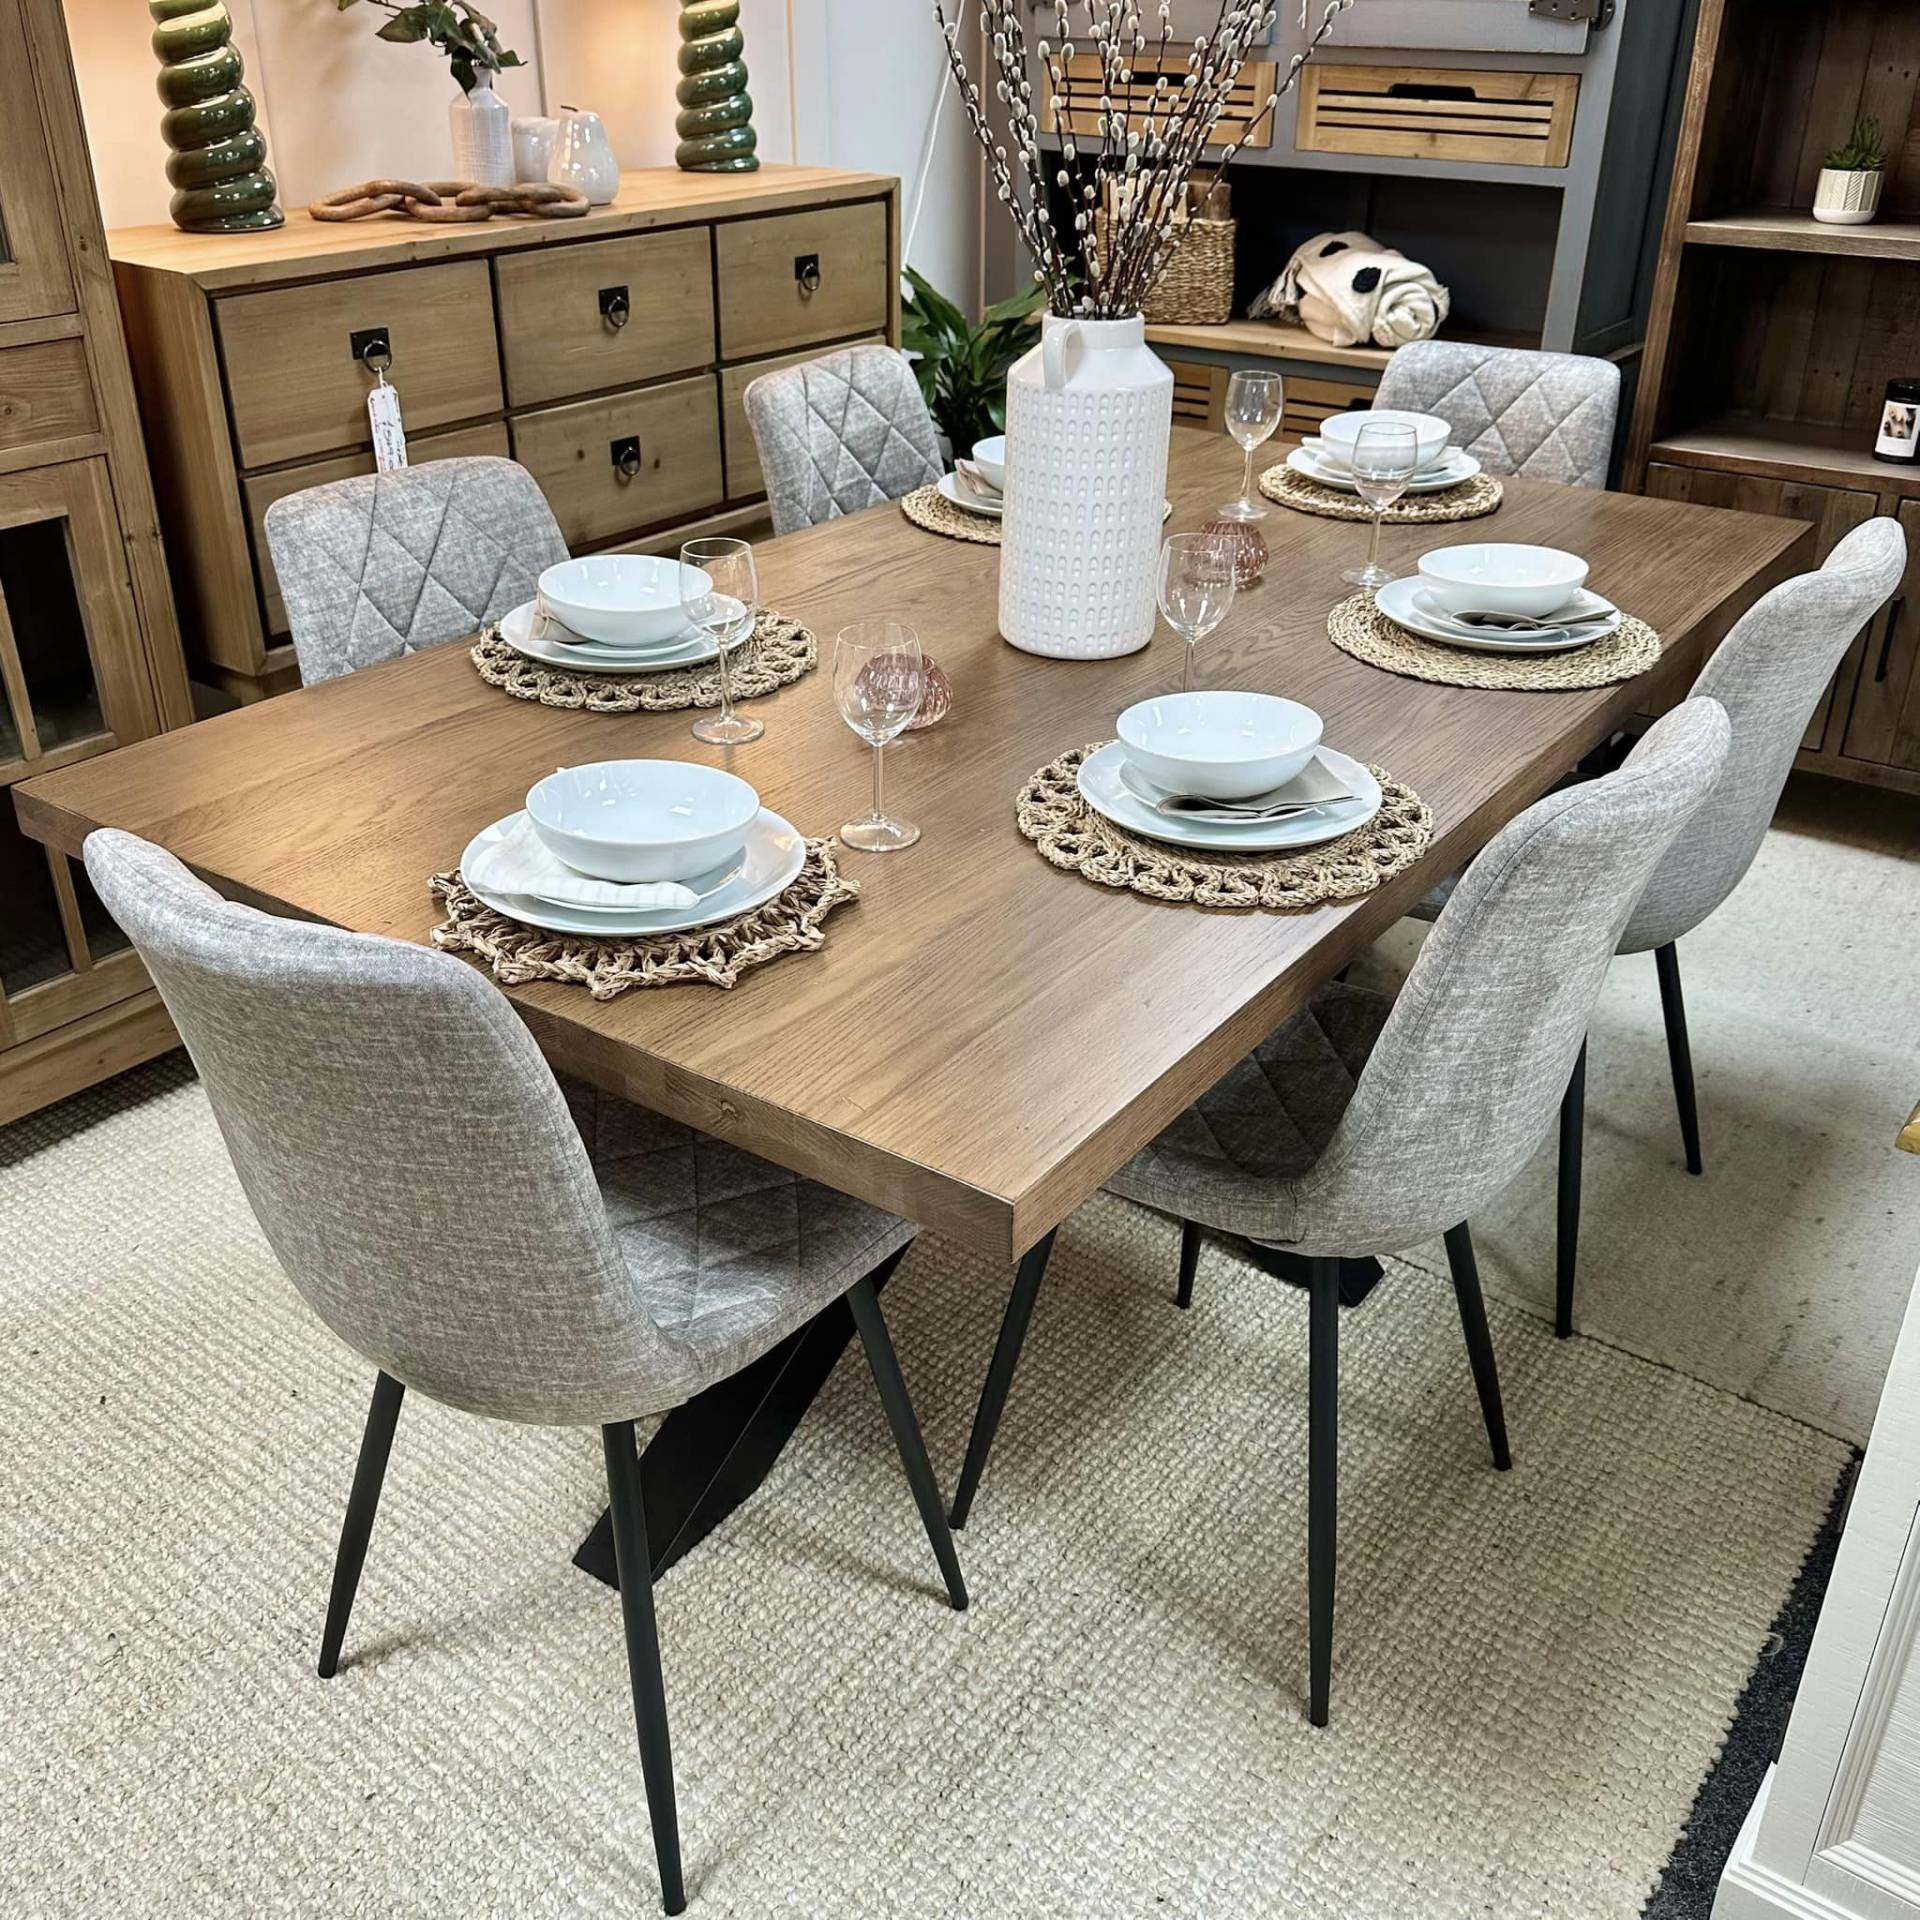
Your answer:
1250,230 -> 1451,351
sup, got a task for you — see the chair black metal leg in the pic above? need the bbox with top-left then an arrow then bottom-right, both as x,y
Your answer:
1654,942 -> 1703,1176
845,1264 -> 969,1610
949,1228 -> 1059,1530
1556,1041 -> 1586,1340
1176,1220 -> 1202,1309
1307,1255 -> 1339,1728
1443,1223 -> 1512,1473
603,1423 -> 687,1917
318,1369 -> 404,1680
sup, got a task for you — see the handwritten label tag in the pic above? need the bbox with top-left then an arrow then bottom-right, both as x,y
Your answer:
368,380 -> 408,473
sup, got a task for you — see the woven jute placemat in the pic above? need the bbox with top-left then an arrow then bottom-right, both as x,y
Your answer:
1258,464 -> 1504,525
900,484 -> 1004,544
1328,591 -> 1661,692
900,486 -> 1173,545
429,839 -> 857,995
1017,743 -> 1432,911
470,610 -> 814,712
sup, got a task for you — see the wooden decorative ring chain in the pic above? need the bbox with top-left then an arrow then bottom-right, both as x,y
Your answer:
309,179 -> 591,223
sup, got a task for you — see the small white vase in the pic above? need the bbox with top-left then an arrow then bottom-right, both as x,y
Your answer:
549,107 -> 620,206
999,313 -> 1173,660
449,73 -> 514,188
1812,167 -> 1883,225
511,114 -> 558,185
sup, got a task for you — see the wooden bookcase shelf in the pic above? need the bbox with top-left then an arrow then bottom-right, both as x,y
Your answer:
1684,209 -> 1920,260
1144,319 -> 1394,372
1627,0 -> 1920,798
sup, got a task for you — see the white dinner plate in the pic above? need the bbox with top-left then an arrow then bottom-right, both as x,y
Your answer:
459,808 -> 805,935
497,600 -> 718,672
1289,443 -> 1483,495
1077,741 -> 1382,852
938,471 -> 1004,519
1374,577 -> 1622,653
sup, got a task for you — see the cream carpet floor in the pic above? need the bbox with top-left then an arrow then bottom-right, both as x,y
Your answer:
1370,775 -> 1920,1448
0,1053 -> 1851,1918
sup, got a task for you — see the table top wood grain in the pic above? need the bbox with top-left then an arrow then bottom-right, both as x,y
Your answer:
16,431 -> 1810,1261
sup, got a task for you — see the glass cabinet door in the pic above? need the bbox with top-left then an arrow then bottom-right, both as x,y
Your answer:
0,458 -> 157,1046
0,0 -> 77,325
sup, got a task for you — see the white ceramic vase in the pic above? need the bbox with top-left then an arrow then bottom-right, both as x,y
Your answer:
449,73 -> 513,188
1812,166 -> 1883,225
510,114 -> 558,185
999,313 -> 1173,659
549,107 -> 620,206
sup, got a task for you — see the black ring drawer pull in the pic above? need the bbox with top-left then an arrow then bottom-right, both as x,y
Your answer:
611,435 -> 642,481
599,285 -> 631,329
350,327 -> 393,374
795,253 -> 821,296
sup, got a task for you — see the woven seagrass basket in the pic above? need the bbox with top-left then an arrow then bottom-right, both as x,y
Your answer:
1095,179 -> 1236,325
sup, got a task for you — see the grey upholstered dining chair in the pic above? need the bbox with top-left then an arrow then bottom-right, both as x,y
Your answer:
1373,341 -> 1621,489
82,829 -> 968,1917
743,343 -> 944,536
1544,516 -> 1906,1336
949,700 -> 1732,1727
265,455 -> 567,685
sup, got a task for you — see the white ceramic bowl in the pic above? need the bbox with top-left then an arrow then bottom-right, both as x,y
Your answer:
971,434 -> 1007,489
526,760 -> 759,882
1317,408 -> 1451,474
1417,543 -> 1591,619
1116,691 -> 1324,802
537,555 -> 709,647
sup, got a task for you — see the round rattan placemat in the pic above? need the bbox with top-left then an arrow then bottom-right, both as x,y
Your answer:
429,839 -> 857,995
1016,744 -> 1432,910
1258,464 -> 1504,524
900,486 -> 1174,544
1328,591 -> 1661,692
471,609 -> 814,712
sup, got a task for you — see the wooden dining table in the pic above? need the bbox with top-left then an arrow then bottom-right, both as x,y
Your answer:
15,427 -> 1810,1577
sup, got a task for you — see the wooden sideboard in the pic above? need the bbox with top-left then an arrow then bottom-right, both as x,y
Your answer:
108,165 -> 899,705
0,0 -> 192,1126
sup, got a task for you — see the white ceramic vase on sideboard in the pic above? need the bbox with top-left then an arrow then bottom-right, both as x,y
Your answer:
449,73 -> 514,188
999,313 -> 1173,659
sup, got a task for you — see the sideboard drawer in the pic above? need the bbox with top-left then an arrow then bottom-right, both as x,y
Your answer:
217,260 -> 503,468
511,373 -> 724,549
715,202 -> 890,360
496,228 -> 716,409
241,422 -> 512,639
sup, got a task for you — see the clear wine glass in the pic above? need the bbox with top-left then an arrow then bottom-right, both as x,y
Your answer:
833,618 -> 924,852
680,536 -> 763,746
1158,532 -> 1238,693
1341,421 -> 1421,592
1219,370 -> 1285,521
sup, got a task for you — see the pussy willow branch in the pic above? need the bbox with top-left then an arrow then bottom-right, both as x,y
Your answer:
933,0 -> 1351,318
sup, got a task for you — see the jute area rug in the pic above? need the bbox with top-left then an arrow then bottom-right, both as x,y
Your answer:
0,1060 -> 1846,1917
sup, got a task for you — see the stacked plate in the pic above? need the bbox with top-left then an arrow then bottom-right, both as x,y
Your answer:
462,761 -> 804,936
1080,691 -> 1383,853
499,555 -> 721,673
1288,405 -> 1482,495
1379,542 -> 1624,655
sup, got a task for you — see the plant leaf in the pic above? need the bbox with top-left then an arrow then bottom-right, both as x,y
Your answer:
375,9 -> 433,42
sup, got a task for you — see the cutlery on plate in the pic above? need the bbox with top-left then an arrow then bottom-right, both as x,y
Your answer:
1447,607 -> 1614,633
954,460 -> 1004,503
1118,758 -> 1356,821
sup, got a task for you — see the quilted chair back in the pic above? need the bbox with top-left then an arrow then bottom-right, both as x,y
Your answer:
82,829 -> 692,1429
266,456 -> 568,685
1373,341 -> 1620,488
744,345 -> 944,536
1622,516 -> 1906,954
1291,700 -> 1731,1256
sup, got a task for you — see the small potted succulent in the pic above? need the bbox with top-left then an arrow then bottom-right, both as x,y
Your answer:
1813,116 -> 1885,226
335,0 -> 526,187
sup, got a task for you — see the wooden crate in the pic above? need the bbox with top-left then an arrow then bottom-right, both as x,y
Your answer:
1297,64 -> 1579,169
1047,52 -> 1277,150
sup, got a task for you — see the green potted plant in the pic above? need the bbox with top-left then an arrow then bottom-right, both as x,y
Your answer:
335,0 -> 525,187
901,266 -> 1046,459
1814,115 -> 1885,225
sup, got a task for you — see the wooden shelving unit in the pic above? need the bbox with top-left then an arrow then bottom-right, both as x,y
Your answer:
1626,0 -> 1920,798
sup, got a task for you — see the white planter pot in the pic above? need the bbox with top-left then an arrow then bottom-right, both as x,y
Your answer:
1812,166 -> 1883,225
449,74 -> 514,189
999,313 -> 1173,660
